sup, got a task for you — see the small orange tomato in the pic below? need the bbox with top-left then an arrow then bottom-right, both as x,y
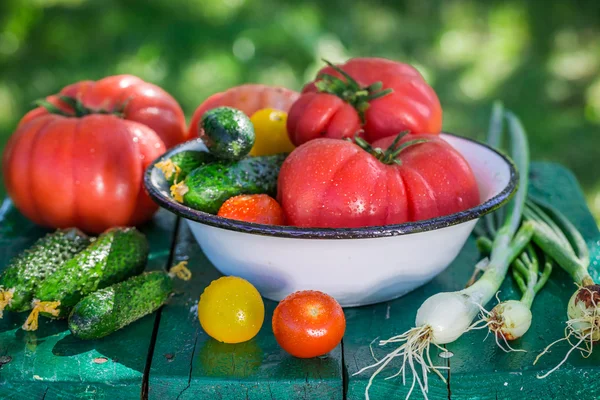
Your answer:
272,290 -> 345,358
217,194 -> 284,225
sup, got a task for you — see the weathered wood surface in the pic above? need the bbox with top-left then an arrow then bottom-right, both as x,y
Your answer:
0,201 -> 177,399
1,162 -> 599,400
445,163 -> 600,400
344,163 -> 600,399
147,223 -> 344,400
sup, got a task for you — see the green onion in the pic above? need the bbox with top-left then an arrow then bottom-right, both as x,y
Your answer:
484,101 -> 505,238
524,204 -> 592,287
525,201 -> 596,378
355,106 -> 533,400
466,111 -> 559,352
529,197 -> 589,265
475,238 -> 553,350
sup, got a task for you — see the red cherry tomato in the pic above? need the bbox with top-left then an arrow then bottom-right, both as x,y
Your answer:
272,290 -> 346,358
277,134 -> 479,228
2,75 -> 188,233
287,58 -> 442,146
217,194 -> 284,225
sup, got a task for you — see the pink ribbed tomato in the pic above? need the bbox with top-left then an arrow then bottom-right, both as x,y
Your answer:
277,133 -> 479,228
2,75 -> 188,233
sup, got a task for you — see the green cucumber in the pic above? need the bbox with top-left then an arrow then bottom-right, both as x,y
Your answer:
69,272 -> 170,339
155,150 -> 214,184
69,263 -> 191,339
24,227 -> 149,328
0,229 -> 90,316
200,107 -> 255,160
171,154 -> 286,214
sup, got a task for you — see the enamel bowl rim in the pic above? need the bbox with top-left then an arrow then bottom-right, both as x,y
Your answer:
144,133 -> 518,240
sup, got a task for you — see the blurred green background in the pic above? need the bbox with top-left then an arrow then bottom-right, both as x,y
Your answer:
0,0 -> 599,220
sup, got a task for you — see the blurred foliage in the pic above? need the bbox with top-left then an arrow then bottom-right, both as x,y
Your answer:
0,0 -> 599,220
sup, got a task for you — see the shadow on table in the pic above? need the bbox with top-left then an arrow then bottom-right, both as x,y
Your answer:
0,316 -> 68,362
196,338 -> 264,379
0,311 -> 27,334
51,313 -> 157,373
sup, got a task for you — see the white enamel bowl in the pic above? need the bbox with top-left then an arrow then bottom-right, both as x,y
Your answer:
144,134 -> 517,307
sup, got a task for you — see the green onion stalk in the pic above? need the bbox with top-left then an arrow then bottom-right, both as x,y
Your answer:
354,106 -> 533,400
525,199 -> 595,378
468,105 -> 553,351
474,238 -> 553,351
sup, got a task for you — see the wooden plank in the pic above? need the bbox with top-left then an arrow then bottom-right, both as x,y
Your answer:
2,162 -> 597,399
0,200 -> 178,400
344,162 -> 600,399
446,162 -> 600,399
147,222 -> 344,400
343,241 -> 469,399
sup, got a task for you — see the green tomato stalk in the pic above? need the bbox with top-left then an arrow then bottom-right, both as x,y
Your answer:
354,107 -> 532,400
315,59 -> 393,123
353,130 -> 428,165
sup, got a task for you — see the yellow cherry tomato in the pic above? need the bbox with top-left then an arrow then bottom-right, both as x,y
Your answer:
249,108 -> 295,156
198,276 -> 264,343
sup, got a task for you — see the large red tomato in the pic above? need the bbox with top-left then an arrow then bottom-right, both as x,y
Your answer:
2,75 -> 188,233
287,58 -> 442,146
277,134 -> 479,228
188,84 -> 299,139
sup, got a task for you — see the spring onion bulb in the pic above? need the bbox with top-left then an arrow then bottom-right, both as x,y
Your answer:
474,239 -> 553,350
486,300 -> 532,341
354,109 -> 532,400
525,199 -> 595,378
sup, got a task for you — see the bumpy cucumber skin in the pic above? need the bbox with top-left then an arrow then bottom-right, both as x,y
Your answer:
181,154 -> 286,214
0,229 -> 90,312
35,227 -> 149,318
164,151 -> 214,185
69,271 -> 172,340
201,107 -> 255,161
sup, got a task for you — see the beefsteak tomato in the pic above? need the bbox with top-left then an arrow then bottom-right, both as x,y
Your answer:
2,75 -> 188,233
188,84 -> 299,139
277,133 -> 479,228
287,58 -> 442,146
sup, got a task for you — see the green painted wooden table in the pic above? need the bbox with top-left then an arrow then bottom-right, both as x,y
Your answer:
1,162 -> 599,400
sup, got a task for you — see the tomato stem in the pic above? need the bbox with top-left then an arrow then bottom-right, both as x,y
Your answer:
32,99 -> 73,118
315,59 -> 393,124
353,131 -> 427,165
34,95 -> 128,118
